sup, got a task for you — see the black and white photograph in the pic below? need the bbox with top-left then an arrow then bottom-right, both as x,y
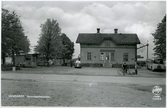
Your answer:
1,0 -> 166,107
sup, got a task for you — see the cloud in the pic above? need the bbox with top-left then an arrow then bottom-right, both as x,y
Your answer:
2,1 -> 166,58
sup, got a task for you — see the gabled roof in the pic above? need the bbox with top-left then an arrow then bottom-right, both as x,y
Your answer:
76,33 -> 140,45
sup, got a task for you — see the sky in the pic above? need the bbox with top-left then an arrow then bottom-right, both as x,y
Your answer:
2,1 -> 166,59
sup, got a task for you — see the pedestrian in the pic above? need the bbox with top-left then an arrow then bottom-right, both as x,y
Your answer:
122,63 -> 127,75
135,60 -> 138,75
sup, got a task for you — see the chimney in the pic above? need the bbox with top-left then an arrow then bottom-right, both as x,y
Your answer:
97,28 -> 100,33
114,29 -> 118,34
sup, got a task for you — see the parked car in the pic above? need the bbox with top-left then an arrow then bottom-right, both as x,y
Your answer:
74,60 -> 82,68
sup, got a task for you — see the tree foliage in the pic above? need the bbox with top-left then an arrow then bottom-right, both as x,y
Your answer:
59,33 -> 74,64
152,15 -> 166,60
2,8 -> 30,65
35,19 -> 62,61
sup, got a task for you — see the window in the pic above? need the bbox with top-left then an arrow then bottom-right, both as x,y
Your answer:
87,52 -> 91,60
111,53 -> 114,61
25,55 -> 31,60
100,53 -> 104,60
154,59 -> 164,64
105,42 -> 110,47
123,53 -> 128,61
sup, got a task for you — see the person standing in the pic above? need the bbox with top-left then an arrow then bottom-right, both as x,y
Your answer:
135,60 -> 138,75
122,63 -> 127,75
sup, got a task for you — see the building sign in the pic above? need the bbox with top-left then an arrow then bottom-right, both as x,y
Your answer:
100,50 -> 115,52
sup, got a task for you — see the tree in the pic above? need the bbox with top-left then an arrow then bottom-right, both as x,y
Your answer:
152,15 -> 166,60
35,19 -> 62,66
2,8 -> 30,65
60,33 -> 74,65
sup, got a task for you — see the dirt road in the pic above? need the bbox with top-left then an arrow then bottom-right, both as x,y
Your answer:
1,67 -> 166,107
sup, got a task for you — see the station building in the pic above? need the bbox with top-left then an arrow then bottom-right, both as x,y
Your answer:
76,28 -> 140,67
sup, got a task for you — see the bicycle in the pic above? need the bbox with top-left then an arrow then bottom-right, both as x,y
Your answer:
117,68 -> 135,75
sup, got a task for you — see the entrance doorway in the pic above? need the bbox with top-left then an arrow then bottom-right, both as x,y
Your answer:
104,52 -> 110,67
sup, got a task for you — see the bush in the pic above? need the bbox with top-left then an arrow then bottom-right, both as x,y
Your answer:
61,63 -> 67,66
1,64 -> 21,71
82,63 -> 103,67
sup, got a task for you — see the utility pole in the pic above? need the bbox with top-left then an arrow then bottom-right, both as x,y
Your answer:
147,41 -> 149,59
137,40 -> 149,59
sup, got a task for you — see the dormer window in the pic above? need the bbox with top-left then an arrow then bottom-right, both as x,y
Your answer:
105,42 -> 110,47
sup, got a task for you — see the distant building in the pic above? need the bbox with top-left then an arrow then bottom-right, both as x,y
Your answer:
15,54 -> 39,67
76,28 -> 140,68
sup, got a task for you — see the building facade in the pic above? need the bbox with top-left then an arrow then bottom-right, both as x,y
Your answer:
76,28 -> 140,68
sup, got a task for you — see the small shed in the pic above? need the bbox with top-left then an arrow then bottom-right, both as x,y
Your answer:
15,53 -> 39,67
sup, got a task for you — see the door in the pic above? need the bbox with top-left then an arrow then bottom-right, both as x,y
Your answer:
105,52 -> 109,63
104,52 -> 110,67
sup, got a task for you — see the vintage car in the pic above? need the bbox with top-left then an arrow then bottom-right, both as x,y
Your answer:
74,60 -> 82,68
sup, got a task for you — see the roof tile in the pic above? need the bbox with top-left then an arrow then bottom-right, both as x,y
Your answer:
76,33 -> 140,45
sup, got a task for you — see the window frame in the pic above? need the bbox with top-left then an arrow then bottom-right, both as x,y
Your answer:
111,53 -> 114,61
105,41 -> 111,47
100,53 -> 104,61
123,53 -> 128,62
87,52 -> 92,60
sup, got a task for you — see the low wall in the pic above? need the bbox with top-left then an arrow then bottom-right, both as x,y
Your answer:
81,63 -> 135,68
82,63 -> 103,67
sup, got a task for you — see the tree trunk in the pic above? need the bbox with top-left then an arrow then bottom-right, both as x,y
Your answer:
63,58 -> 65,64
2,53 -> 5,65
2,57 -> 5,65
12,51 -> 15,66
62,57 -> 67,66
46,56 -> 49,67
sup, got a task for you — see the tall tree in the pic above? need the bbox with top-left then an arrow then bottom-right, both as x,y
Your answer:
60,33 -> 74,64
152,15 -> 166,60
35,19 -> 61,65
2,8 -> 30,65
